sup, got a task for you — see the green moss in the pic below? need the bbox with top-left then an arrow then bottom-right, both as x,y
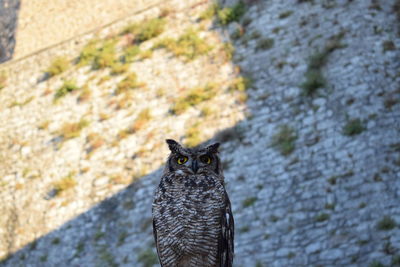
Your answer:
369,261 -> 386,267
137,18 -> 166,42
94,231 -> 105,241
185,84 -> 215,103
77,39 -> 118,70
116,72 -> 144,94
117,231 -> 128,246
138,49 -> 153,60
137,248 -> 158,267
229,76 -> 252,92
74,241 -> 85,258
59,118 -> 90,140
222,43 -> 235,61
242,197 -> 257,208
99,247 -> 118,267
327,175 -> 338,185
54,80 -> 79,101
315,213 -> 330,222
300,33 -> 345,96
199,2 -> 246,25
269,215 -> 279,222
287,252 -> 296,259
395,0 -> 400,22
30,241 -> 37,250
271,125 -> 297,156
279,10 -> 293,19
325,203 -> 335,210
110,62 -> 129,75
239,225 -> 250,233
231,28 -> 244,40
383,40 -> 396,52
200,106 -> 213,117
122,18 -> 166,43
51,237 -> 60,245
40,255 -> 48,262
77,39 -> 100,66
199,3 -> 219,21
250,31 -> 262,40
155,28 -> 212,61
392,255 -> 400,266
123,45 -> 141,62
376,216 -> 397,231
53,173 -> 77,196
343,118 -> 365,136
92,40 -> 117,70
309,51 -> 329,69
300,69 -> 326,96
171,83 -> 217,115
46,57 -> 69,77
9,96 -> 35,108
217,1 -> 246,25
384,97 -> 398,110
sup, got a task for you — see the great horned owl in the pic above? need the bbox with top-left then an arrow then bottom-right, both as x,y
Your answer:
152,139 -> 234,267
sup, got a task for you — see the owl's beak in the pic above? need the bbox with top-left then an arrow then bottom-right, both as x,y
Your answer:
191,159 -> 199,173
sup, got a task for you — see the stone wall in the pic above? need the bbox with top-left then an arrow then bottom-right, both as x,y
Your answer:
0,0 -> 399,266
3,0 -> 166,61
0,0 -> 20,62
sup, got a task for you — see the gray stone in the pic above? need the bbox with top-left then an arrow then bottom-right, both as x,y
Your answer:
306,243 -> 322,254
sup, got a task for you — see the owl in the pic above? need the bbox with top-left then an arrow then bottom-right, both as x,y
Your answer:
152,139 -> 234,267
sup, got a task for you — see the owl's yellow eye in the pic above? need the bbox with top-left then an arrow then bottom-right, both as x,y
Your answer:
200,155 -> 211,164
177,156 -> 188,164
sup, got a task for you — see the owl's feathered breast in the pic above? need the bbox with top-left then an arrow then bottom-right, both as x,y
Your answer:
152,171 -> 228,266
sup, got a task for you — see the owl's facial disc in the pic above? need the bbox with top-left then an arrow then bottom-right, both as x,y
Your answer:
165,139 -> 221,175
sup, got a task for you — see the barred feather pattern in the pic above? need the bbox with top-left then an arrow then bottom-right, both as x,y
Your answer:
152,171 -> 234,267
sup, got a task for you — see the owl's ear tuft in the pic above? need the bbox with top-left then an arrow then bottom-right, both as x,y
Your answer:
206,142 -> 220,153
166,139 -> 181,153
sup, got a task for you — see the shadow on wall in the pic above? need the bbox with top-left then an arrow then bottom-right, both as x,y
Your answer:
0,0 -> 20,63
0,131 -> 244,266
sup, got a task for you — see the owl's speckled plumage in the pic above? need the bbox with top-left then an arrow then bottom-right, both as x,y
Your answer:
152,139 -> 234,267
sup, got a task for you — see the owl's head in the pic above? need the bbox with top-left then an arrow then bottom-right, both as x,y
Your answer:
164,139 -> 222,175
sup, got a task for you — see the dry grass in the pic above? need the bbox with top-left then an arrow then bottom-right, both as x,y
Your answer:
121,17 -> 166,43
131,108 -> 152,132
116,72 -> 145,94
46,57 -> 69,77
0,71 -> 7,89
77,86 -> 92,103
86,133 -> 105,154
58,119 -> 90,139
155,28 -> 212,61
271,125 -> 297,156
171,83 -> 218,115
185,122 -> 202,147
53,173 -> 77,196
54,80 -> 79,101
